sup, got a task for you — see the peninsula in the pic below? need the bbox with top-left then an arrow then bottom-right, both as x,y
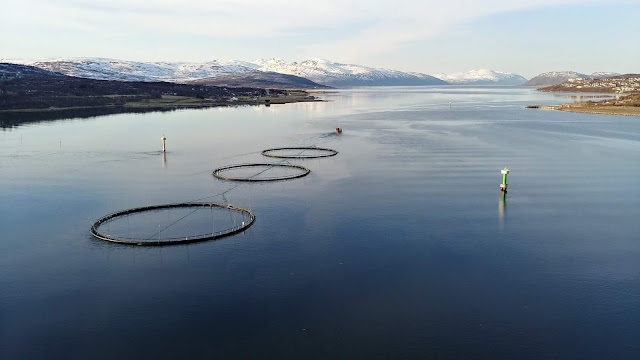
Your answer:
0,63 -> 321,127
527,94 -> 640,117
527,74 -> 640,116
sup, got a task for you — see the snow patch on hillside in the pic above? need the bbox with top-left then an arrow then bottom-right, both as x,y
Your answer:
590,72 -> 620,79
252,58 -> 446,86
3,58 -> 259,82
431,69 -> 527,85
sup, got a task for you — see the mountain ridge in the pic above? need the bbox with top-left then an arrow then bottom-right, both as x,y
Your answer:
4,57 -> 533,88
431,69 -> 528,85
252,58 -> 447,87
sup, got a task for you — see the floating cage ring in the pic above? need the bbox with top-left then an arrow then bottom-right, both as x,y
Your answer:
212,163 -> 310,182
261,147 -> 338,159
90,202 -> 255,246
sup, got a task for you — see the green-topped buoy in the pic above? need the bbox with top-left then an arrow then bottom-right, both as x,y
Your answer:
500,167 -> 509,192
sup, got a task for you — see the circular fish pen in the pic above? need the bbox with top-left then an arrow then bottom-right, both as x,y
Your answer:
261,147 -> 338,159
212,163 -> 310,182
90,202 -> 255,246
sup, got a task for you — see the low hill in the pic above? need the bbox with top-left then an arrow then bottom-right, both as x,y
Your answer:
524,71 -> 621,87
187,71 -> 329,89
538,74 -> 640,93
524,71 -> 588,87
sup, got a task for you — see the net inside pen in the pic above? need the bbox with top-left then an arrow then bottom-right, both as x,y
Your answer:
212,163 -> 310,182
90,203 -> 255,245
261,147 -> 338,159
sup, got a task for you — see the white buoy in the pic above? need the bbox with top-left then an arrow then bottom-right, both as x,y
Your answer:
161,136 -> 167,152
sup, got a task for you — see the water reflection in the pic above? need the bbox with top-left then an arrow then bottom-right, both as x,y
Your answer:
2,86 -> 640,359
551,94 -> 615,100
498,191 -> 506,230
0,107 -> 182,129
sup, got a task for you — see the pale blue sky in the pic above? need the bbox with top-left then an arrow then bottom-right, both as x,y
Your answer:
1,0 -> 638,78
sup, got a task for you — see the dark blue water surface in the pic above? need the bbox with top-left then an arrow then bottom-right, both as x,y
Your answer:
1,87 -> 639,359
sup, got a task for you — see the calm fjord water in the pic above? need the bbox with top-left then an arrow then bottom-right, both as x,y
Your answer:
1,87 -> 639,359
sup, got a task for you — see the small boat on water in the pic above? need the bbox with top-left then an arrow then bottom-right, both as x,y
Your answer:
335,127 -> 343,133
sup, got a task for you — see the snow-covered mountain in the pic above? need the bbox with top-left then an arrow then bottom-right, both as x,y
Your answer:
431,69 -> 527,85
3,58 -> 260,82
0,62 -> 65,78
5,57 -> 450,88
252,58 -> 447,87
590,72 -> 620,79
523,71 -> 588,87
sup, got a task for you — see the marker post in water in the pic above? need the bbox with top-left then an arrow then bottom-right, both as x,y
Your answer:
161,136 -> 167,153
500,167 -> 509,192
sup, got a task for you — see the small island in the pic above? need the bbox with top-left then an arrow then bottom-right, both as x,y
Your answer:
527,74 -> 640,117
527,94 -> 640,116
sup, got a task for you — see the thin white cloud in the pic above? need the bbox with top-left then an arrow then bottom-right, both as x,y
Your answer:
1,0 -> 622,61
303,0 -> 604,62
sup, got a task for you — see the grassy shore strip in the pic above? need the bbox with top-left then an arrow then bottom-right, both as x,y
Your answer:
526,104 -> 640,117
558,106 -> 640,116
125,95 -> 322,107
307,90 -> 340,94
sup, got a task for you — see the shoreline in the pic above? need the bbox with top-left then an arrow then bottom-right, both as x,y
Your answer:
527,92 -> 640,117
526,104 -> 640,117
557,106 -> 640,116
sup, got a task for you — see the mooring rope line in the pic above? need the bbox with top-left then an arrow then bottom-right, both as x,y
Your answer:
145,207 -> 202,240
142,147 -> 310,240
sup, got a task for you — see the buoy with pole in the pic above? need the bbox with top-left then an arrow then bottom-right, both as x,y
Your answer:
161,136 -> 167,153
500,167 -> 509,192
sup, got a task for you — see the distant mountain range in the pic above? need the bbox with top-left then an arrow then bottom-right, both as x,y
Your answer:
3,57 -> 635,91
431,69 -> 528,85
524,71 -> 621,87
3,57 -> 531,88
11,58 -> 259,82
2,58 -> 328,90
